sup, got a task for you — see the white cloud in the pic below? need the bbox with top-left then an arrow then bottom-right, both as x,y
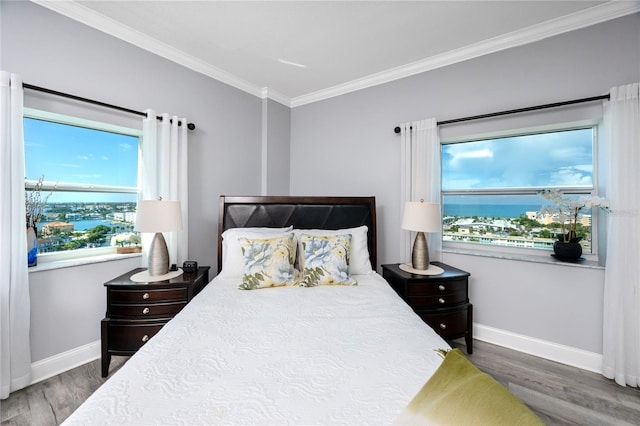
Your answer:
446,145 -> 494,168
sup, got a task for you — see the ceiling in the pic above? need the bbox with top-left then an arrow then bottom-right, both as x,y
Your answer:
33,1 -> 639,107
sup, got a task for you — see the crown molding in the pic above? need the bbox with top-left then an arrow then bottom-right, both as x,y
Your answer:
261,87 -> 291,107
290,1 -> 640,107
30,0 -> 264,99
31,0 -> 639,109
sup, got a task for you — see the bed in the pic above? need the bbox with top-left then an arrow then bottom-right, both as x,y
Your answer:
63,196 -> 541,425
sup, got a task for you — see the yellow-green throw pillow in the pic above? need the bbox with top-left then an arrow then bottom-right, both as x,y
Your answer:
394,348 -> 544,426
297,234 -> 357,287
238,234 -> 296,290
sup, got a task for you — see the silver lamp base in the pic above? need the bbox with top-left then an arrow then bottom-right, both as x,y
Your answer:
148,232 -> 170,276
411,231 -> 430,270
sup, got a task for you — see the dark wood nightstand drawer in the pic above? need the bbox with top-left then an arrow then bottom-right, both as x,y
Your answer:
406,277 -> 467,296
110,288 -> 188,303
110,302 -> 187,318
107,322 -> 167,351
418,306 -> 469,338
408,286 -> 467,307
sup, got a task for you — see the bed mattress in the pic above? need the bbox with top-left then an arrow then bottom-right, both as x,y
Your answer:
64,272 -> 448,425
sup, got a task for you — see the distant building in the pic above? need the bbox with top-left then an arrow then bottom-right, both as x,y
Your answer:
110,211 -> 137,222
42,221 -> 74,235
525,211 -> 538,220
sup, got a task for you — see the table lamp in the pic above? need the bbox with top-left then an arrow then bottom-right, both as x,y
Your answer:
400,200 -> 444,275
135,198 -> 182,277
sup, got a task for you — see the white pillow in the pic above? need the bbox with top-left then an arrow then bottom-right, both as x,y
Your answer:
219,226 -> 293,278
292,226 -> 372,274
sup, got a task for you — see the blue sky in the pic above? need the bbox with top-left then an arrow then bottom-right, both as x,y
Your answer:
24,117 -> 139,203
442,128 -> 594,191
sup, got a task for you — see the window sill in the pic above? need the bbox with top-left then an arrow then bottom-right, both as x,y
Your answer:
443,247 -> 604,270
27,253 -> 141,273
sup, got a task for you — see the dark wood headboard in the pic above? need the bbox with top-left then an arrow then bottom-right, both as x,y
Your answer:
218,196 -> 377,273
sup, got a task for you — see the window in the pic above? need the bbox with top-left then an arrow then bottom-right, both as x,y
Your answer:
24,108 -> 141,263
441,125 -> 602,257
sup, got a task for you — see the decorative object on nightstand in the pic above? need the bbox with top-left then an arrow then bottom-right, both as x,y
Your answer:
133,198 -> 183,281
101,266 -> 210,377
538,189 -> 609,262
382,262 -> 472,354
400,200 -> 443,275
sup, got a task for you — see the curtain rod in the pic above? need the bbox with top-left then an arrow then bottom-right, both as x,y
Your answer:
393,94 -> 610,134
23,83 -> 196,131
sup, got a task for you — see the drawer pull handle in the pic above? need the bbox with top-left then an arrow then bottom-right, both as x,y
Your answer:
438,298 -> 446,304
141,334 -> 149,342
439,323 -> 447,330
142,292 -> 150,300
438,285 -> 445,291
142,307 -> 150,314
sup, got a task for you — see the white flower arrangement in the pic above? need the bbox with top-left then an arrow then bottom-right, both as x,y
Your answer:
111,232 -> 141,247
25,175 -> 53,229
539,189 -> 609,243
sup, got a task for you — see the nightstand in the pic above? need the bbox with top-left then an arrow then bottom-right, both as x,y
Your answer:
382,262 -> 473,354
101,266 -> 210,377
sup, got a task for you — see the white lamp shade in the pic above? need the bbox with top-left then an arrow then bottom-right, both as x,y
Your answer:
401,201 -> 441,232
135,199 -> 183,233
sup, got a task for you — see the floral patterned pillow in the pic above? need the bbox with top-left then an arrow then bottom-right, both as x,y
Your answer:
297,234 -> 357,287
238,234 -> 296,290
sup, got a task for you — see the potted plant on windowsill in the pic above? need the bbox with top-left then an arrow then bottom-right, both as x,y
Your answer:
539,189 -> 609,261
112,232 -> 142,254
25,176 -> 53,267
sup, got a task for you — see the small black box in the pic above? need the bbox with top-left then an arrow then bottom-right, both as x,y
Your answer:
183,260 -> 198,273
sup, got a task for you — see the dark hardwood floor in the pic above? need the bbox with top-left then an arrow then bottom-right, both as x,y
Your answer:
1,341 -> 639,425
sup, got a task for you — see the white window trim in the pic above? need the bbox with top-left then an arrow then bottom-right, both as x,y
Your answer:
24,108 -> 142,268
24,107 -> 143,137
441,119 -> 605,264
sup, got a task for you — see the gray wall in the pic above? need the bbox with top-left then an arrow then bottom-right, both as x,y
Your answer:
262,98 -> 291,195
290,14 -> 640,353
2,1 -> 265,362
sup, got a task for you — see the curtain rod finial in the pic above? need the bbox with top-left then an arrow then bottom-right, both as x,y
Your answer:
394,126 -> 401,134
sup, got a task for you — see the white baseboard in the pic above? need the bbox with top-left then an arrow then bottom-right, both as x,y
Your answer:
30,340 -> 101,386
473,323 -> 603,374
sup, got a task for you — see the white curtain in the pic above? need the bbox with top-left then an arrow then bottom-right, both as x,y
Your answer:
0,71 -> 31,399
140,110 -> 189,267
602,82 -> 640,388
399,118 -> 442,263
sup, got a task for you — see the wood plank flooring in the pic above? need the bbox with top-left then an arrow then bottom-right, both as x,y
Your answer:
1,342 -> 639,425
0,356 -> 127,426
451,340 -> 640,425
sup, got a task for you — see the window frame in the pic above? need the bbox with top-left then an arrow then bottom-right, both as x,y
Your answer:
440,120 -> 604,262
24,107 -> 143,266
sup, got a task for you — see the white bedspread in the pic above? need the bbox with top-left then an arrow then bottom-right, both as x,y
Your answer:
64,272 -> 448,425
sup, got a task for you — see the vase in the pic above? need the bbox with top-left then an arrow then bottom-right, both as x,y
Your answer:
553,241 -> 582,261
27,226 -> 38,267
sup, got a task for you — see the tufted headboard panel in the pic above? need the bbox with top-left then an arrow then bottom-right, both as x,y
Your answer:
218,196 -> 377,273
